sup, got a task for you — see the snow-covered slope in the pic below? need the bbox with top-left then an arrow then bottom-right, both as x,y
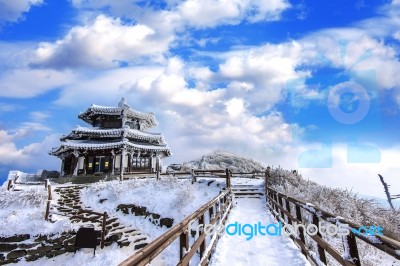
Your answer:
182,150 -> 266,172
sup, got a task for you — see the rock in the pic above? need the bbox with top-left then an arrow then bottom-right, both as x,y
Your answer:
105,233 -> 123,243
123,229 -> 137,234
46,249 -> 66,258
34,245 -> 54,253
116,205 -> 129,215
0,234 -> 30,242
207,180 -> 215,186
0,253 -> 5,261
17,243 -> 37,249
65,244 -> 75,252
25,254 -> 41,262
151,213 -> 161,220
111,222 -> 120,228
131,206 -> 147,216
118,240 -> 131,247
99,198 -> 107,204
160,218 -> 174,228
0,243 -> 18,252
7,249 -> 27,260
106,218 -> 118,225
134,243 -> 148,250
133,237 -> 147,243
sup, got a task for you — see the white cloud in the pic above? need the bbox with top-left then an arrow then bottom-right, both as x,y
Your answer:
218,41 -> 310,113
0,68 -> 74,98
0,0 -> 42,24
70,0 -> 290,30
0,130 -> 59,170
30,111 -> 50,121
225,98 -> 245,117
33,15 -> 172,69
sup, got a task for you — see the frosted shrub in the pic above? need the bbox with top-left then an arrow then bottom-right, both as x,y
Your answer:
173,181 -> 195,210
0,187 -> 47,208
269,166 -> 400,241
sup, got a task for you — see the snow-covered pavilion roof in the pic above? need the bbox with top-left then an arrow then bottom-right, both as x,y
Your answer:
78,98 -> 158,130
50,139 -> 171,156
61,126 -> 166,144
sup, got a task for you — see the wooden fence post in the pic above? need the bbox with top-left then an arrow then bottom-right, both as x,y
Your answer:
265,167 -> 270,197
45,201 -> 51,221
199,213 -> 206,259
343,234 -> 361,266
277,194 -> 285,219
47,184 -> 52,201
285,199 -> 292,225
7,180 -> 13,191
225,168 -> 231,188
180,231 -> 189,261
312,214 -> 327,264
295,204 -> 307,256
101,212 -> 107,249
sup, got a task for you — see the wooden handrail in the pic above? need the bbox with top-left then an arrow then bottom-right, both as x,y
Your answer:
119,188 -> 232,266
265,186 -> 400,265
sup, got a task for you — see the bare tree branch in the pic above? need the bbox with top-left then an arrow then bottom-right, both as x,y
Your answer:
378,174 -> 394,210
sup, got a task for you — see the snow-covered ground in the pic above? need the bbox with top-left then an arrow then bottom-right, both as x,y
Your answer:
209,198 -> 310,266
80,177 -> 223,240
0,176 -> 225,265
0,185 -> 75,237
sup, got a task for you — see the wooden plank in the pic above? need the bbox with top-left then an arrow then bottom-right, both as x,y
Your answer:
199,200 -> 233,266
312,213 -> 327,264
47,184 -> 52,200
179,199 -> 231,266
101,212 -> 107,249
45,201 -> 51,221
179,231 -> 189,261
343,234 -> 361,266
199,214 -> 206,258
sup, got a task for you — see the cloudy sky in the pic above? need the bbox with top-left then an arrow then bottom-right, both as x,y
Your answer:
0,0 -> 399,199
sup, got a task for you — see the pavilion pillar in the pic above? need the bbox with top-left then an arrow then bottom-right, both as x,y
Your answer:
111,149 -> 115,175
72,150 -> 79,177
120,148 -> 126,181
60,158 -> 65,177
128,153 -> 131,173
156,155 -> 160,180
84,156 -> 87,175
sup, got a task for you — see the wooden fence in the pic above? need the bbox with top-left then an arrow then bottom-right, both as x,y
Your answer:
265,181 -> 400,265
119,188 -> 233,265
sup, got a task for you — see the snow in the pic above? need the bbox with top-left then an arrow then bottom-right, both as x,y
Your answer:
53,138 -> 170,154
23,243 -> 135,266
0,185 -> 75,237
72,127 -> 165,143
81,103 -> 158,130
81,177 -> 223,230
209,197 -> 310,266
182,150 -> 266,172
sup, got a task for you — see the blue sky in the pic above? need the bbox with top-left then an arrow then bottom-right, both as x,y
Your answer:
1,0 -> 400,198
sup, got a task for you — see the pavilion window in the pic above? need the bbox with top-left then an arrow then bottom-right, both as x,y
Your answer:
102,121 -> 122,128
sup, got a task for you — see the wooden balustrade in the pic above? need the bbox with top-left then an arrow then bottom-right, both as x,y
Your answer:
265,186 -> 400,265
119,188 -> 233,266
